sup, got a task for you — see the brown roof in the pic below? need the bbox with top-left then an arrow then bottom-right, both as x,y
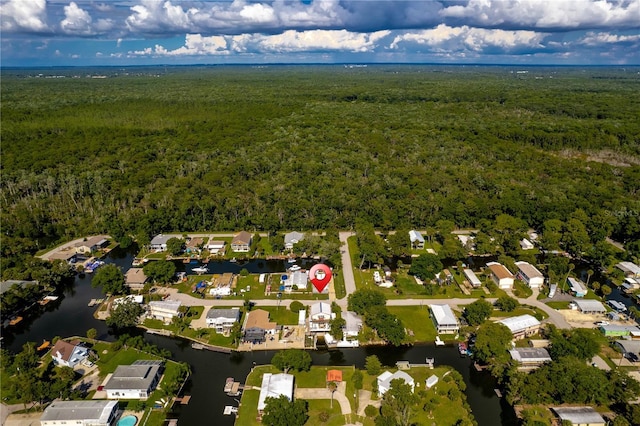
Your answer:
232,231 -> 252,245
487,263 -> 514,280
186,237 -> 204,248
125,268 -> 148,284
515,261 -> 543,279
51,340 -> 76,362
245,309 -> 277,331
48,250 -> 77,261
327,370 -> 343,382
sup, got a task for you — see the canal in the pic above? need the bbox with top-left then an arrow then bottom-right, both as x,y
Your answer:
5,246 -> 515,425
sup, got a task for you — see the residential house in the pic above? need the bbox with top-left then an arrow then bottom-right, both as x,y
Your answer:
409,230 -> 425,249
343,311 -> 363,338
377,371 -> 415,396
515,261 -> 544,289
457,234 -> 475,251
284,231 -> 305,250
148,300 -> 182,324
509,347 -> 551,371
104,360 -> 164,399
599,324 -> 640,338
497,315 -> 541,340
430,304 -> 460,334
40,400 -> 119,426
48,250 -> 79,264
568,277 -> 588,297
463,269 -> 482,288
0,280 -> 38,295
74,236 -> 108,254
309,302 -> 334,333
149,234 -> 172,251
50,340 -> 88,368
207,240 -> 226,255
257,373 -> 295,414
573,299 -> 606,315
206,308 -> 241,335
125,268 -> 148,291
616,261 -> 640,278
552,407 -> 606,426
283,270 -> 308,292
231,231 -> 253,252
614,340 -> 640,361
243,309 -> 277,343
519,238 -> 534,250
486,262 -> 514,289
186,237 -> 204,254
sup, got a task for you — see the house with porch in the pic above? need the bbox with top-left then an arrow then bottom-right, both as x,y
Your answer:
377,371 -> 415,396
125,268 -> 148,291
50,340 -> 89,368
430,304 -> 460,334
552,407 -> 605,426
40,401 -> 119,426
409,230 -> 425,249
148,300 -> 182,324
74,236 -> 109,254
206,308 -> 241,335
231,231 -> 252,252
206,239 -> 226,255
243,309 -> 277,343
186,237 -> 204,254
104,360 -> 164,399
149,234 -> 172,251
309,302 -> 334,333
515,261 -> 544,289
508,347 -> 551,371
284,231 -> 305,250
497,315 -> 541,340
486,262 -> 514,289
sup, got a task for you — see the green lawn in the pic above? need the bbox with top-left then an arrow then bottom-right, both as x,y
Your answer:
258,306 -> 300,325
306,399 -> 344,426
333,272 -> 347,299
512,281 -> 533,298
546,301 -> 571,309
387,306 -> 440,343
236,389 -> 260,426
94,345 -> 163,376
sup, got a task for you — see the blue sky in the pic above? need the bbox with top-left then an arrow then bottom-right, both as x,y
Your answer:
1,0 -> 639,67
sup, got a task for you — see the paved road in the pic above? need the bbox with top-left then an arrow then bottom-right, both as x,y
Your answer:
338,232 -> 356,299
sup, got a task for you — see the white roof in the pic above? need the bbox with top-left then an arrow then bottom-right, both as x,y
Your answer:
574,299 -> 606,313
310,302 -> 332,316
149,299 -> 182,313
509,347 -> 551,363
40,400 -> 118,423
378,370 -> 414,391
463,269 -> 482,286
568,277 -> 587,293
289,270 -> 309,287
298,309 -> 306,325
150,234 -> 173,245
257,373 -> 294,411
284,231 -> 305,245
515,261 -> 543,279
430,304 -> 459,327
498,315 -> 540,333
343,311 -> 363,333
553,407 -> 605,424
617,262 -> 640,275
409,230 -> 424,243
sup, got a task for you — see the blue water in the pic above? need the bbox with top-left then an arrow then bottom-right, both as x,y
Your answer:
117,415 -> 137,426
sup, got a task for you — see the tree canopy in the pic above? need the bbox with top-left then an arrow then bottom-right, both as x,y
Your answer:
271,349 -> 312,373
473,322 -> 513,365
106,299 -> 144,329
143,260 -> 176,284
408,253 -> 443,281
262,395 -> 308,426
348,289 -> 387,316
91,264 -> 126,295
464,299 -> 493,326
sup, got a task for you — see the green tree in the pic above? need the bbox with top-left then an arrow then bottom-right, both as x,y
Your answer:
494,296 -> 519,312
376,378 -> 419,426
289,301 -> 304,313
440,235 -> 467,260
143,260 -> 176,284
388,229 -> 411,257
473,322 -> 513,365
352,369 -> 363,390
329,317 -> 346,341
347,289 -> 387,316
562,218 -> 590,257
464,299 -> 493,326
162,362 -> 191,395
365,355 -> 383,375
166,237 -> 185,255
262,395 -> 308,426
106,299 -> 144,329
86,328 -> 97,340
271,349 -> 312,373
601,284 -> 612,296
408,254 -> 443,281
91,264 -> 126,295
365,306 -> 405,346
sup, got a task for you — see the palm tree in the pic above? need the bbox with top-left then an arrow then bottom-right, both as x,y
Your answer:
328,381 -> 338,408
586,269 -> 594,286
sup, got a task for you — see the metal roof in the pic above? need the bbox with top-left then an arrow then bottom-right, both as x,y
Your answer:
573,299 -> 606,312
206,308 -> 241,320
498,314 -> 540,333
430,304 -> 459,327
515,261 -> 544,279
104,360 -> 163,391
553,407 -> 605,424
409,230 -> 425,243
258,373 -> 294,411
509,347 -> 551,363
40,400 -> 118,422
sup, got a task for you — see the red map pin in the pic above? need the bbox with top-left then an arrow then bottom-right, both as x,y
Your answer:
309,263 -> 332,293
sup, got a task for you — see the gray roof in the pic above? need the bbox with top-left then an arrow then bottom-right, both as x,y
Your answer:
104,360 -> 163,391
601,324 -> 640,334
430,304 -> 459,327
310,302 -> 332,316
409,230 -> 425,243
617,261 -> 640,275
498,315 -> 540,333
40,400 -> 118,422
206,308 -> 241,320
284,231 -> 305,245
509,347 -> 551,363
343,311 -> 363,334
289,270 -> 309,287
258,373 -> 295,411
573,299 -> 606,313
150,234 -> 173,245
552,406 -> 605,424
0,280 -> 37,294
615,340 -> 640,355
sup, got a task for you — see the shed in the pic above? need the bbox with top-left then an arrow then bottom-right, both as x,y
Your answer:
463,269 -> 482,288
573,299 -> 606,314
298,309 -> 306,326
425,375 -> 439,389
552,406 -> 605,426
327,370 -> 343,383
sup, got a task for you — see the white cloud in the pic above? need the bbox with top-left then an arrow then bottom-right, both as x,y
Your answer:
131,34 -> 229,56
61,2 -> 93,35
580,31 -> 640,46
440,0 -> 640,30
1,0 -> 48,32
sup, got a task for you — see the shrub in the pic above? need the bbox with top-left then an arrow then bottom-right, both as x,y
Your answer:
318,411 -> 330,422
290,301 -> 304,313
365,405 -> 378,417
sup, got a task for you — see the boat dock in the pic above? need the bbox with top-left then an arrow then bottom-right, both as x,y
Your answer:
223,406 -> 238,415
435,336 -> 445,346
223,377 -> 243,396
87,298 -> 104,307
191,342 -> 232,354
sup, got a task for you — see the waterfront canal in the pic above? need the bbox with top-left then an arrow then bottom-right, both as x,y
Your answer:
4,246 -> 516,425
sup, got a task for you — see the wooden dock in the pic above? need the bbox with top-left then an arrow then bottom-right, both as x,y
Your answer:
191,342 -> 232,353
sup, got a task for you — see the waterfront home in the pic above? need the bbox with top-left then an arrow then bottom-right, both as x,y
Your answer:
74,236 -> 108,254
50,340 -> 88,368
48,250 -> 79,264
515,261 -> 544,289
0,280 -> 38,295
599,324 -> 640,338
567,277 -> 588,297
409,230 -> 425,249
343,311 -> 363,338
186,237 -> 204,254
104,360 -> 164,399
552,407 -> 605,426
614,340 -> 640,362
377,371 -> 415,396
231,231 -> 252,252
283,270 -> 308,292
257,373 -> 295,414
148,300 -> 182,324
463,269 -> 482,288
125,268 -> 148,291
573,299 -> 606,315
284,231 -> 305,250
206,308 -> 241,335
617,261 -> 640,278
149,234 -> 172,251
309,302 -> 334,333
486,262 -> 514,289
497,315 -> 541,340
206,239 -> 226,255
40,400 -> 118,426
519,238 -> 534,250
429,304 -> 460,334
508,347 -> 551,371
243,309 -> 277,343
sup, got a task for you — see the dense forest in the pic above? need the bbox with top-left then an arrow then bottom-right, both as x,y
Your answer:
2,66 -> 639,276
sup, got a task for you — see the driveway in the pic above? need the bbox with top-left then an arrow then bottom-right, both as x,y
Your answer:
338,232 -> 357,300
295,381 -> 351,415
37,235 -> 111,260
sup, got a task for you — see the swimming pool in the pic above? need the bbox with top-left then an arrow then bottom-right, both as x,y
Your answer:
117,415 -> 137,426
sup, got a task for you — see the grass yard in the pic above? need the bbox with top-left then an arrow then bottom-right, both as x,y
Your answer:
236,389 -> 260,426
512,281 -> 533,298
94,345 -> 162,376
333,272 -> 347,299
306,399 -> 344,426
546,301 -> 571,309
259,306 -> 300,325
387,306 -> 439,343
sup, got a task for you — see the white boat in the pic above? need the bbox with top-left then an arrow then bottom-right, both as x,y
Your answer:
289,265 -> 301,272
229,258 -> 237,263
192,266 -> 209,274
288,258 -> 297,263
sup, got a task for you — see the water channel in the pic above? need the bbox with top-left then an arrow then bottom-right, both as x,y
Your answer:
4,246 -> 518,425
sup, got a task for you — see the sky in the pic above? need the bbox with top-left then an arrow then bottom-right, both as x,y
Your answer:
1,0 -> 639,67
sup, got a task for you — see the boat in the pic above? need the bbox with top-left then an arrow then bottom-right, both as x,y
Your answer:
85,260 -> 105,273
192,266 -> 209,274
223,377 -> 234,393
229,258 -> 237,263
289,265 -> 302,272
37,340 -> 51,351
9,316 -> 23,326
288,257 -> 297,263
458,342 -> 468,356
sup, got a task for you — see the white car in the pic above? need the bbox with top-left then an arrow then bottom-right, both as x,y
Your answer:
595,321 -> 609,326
